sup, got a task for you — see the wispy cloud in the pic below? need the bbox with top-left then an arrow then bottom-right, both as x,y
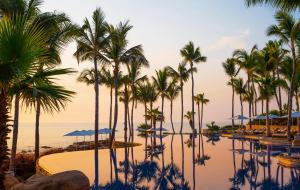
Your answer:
204,29 -> 250,52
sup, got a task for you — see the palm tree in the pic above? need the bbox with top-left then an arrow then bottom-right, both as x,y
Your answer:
166,63 -> 191,133
233,45 -> 259,129
194,93 -> 209,134
257,76 -> 279,136
118,74 -> 130,143
165,80 -> 180,133
145,107 -> 164,146
127,61 -> 148,141
181,41 -> 207,132
245,0 -> 300,11
20,68 -> 75,163
267,11 -> 300,139
153,68 -> 169,136
223,58 -> 238,129
1,1 -> 62,172
184,111 -> 195,131
233,78 -> 247,127
73,8 -> 108,188
136,81 -> 152,126
104,21 -> 148,146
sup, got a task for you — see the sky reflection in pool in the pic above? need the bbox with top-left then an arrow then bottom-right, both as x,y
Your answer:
38,134 -> 300,190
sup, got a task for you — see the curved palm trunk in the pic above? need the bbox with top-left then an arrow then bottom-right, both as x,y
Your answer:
191,64 -> 195,132
197,103 -> 201,134
170,99 -> 175,133
9,94 -> 20,172
110,64 -> 119,148
0,90 -> 10,185
93,58 -> 100,188
34,102 -> 41,163
109,85 -> 113,130
160,96 -> 165,136
231,84 -> 235,130
266,97 -> 270,137
180,81 -> 184,133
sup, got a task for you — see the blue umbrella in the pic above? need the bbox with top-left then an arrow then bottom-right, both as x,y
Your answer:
99,128 -> 113,134
64,130 -> 85,137
282,111 -> 300,118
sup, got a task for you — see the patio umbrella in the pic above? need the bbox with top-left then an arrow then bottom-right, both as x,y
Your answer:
230,115 -> 248,129
147,127 -> 168,132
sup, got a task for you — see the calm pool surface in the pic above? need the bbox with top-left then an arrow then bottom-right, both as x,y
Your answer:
39,134 -> 300,190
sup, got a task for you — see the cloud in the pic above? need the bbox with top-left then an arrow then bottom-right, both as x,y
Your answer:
204,29 -> 250,52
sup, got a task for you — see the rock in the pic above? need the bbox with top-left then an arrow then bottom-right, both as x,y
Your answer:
4,174 -> 20,190
10,170 -> 90,190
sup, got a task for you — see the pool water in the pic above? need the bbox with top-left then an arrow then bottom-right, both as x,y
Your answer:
38,134 -> 300,190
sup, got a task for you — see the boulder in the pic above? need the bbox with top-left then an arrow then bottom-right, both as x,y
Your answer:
4,174 -> 20,190
10,170 -> 89,190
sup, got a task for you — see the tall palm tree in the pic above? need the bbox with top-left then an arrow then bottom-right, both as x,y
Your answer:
265,41 -> 287,114
233,45 -> 259,129
267,11 -> 300,139
165,80 -> 180,133
195,93 -> 209,134
127,61 -> 148,141
245,0 -> 300,11
233,78 -> 247,127
166,63 -> 191,133
222,58 -> 238,129
153,68 -> 169,136
180,41 -> 207,132
0,1 -> 61,172
104,21 -> 148,146
73,8 -> 108,188
118,74 -> 130,143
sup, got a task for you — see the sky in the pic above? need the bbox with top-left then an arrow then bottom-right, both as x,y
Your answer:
19,0 -> 280,125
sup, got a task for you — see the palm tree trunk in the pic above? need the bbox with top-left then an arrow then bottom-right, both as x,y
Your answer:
124,85 -> 128,143
191,64 -> 195,132
9,94 -> 20,173
295,92 -> 300,134
287,44 -> 297,140
180,134 -> 185,187
109,86 -> 113,130
240,95 -> 244,128
144,102 -> 147,125
231,84 -> 235,130
248,75 -> 252,130
93,58 -> 99,188
160,96 -> 165,136
261,99 -> 264,114
0,90 -> 10,184
130,97 -> 134,142
180,81 -> 184,133
277,66 -> 283,115
110,63 -> 119,147
35,101 -> 41,163
170,100 -> 175,133
266,97 -> 270,137
200,102 -> 204,133
197,103 -> 201,134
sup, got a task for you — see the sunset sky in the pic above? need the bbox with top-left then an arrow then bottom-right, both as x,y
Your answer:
19,0 -> 279,125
